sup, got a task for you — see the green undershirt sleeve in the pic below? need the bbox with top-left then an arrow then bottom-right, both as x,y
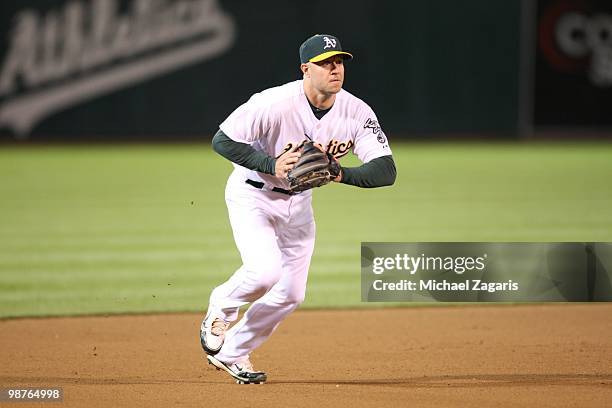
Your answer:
211,129 -> 276,175
340,155 -> 397,188
212,128 -> 396,187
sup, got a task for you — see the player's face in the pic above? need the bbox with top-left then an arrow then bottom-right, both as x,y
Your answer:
306,55 -> 345,95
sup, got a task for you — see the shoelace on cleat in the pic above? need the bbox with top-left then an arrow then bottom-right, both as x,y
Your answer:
210,318 -> 228,336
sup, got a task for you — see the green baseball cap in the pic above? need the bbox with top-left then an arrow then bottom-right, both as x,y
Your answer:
299,34 -> 353,64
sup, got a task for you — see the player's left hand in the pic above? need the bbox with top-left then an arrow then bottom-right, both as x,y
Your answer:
330,156 -> 342,182
287,141 -> 342,192
312,143 -> 342,183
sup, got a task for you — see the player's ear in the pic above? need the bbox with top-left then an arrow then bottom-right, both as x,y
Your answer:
300,63 -> 309,77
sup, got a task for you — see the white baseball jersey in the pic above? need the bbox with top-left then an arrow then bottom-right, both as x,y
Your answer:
219,79 -> 392,189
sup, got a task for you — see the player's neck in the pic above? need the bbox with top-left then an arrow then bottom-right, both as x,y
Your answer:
303,80 -> 336,110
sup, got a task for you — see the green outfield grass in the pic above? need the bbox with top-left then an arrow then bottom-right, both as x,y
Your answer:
1,142 -> 611,318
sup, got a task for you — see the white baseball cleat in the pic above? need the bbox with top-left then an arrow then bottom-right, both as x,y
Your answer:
207,355 -> 267,384
200,313 -> 229,355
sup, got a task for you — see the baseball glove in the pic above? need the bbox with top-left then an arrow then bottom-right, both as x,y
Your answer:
287,141 -> 341,192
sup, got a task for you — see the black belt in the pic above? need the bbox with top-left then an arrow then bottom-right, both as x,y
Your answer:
245,179 -> 295,195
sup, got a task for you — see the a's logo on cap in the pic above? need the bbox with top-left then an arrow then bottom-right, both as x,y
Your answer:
323,36 -> 336,49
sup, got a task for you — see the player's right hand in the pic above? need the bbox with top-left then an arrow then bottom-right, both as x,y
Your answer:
275,145 -> 301,178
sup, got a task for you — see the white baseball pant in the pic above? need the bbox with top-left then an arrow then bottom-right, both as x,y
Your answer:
207,170 -> 315,363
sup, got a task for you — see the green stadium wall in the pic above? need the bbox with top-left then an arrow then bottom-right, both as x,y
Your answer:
0,0 -> 521,140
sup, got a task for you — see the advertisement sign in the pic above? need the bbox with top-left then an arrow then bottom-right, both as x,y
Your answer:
535,0 -> 612,128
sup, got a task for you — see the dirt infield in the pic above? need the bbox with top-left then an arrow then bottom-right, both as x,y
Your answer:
1,305 -> 611,407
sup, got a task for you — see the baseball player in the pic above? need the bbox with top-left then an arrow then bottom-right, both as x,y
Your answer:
200,34 -> 396,384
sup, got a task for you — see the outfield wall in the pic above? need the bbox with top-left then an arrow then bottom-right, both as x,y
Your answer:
0,0 -> 610,141
533,0 -> 612,131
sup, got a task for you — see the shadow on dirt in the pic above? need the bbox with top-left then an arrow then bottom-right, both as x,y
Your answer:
2,373 -> 610,388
